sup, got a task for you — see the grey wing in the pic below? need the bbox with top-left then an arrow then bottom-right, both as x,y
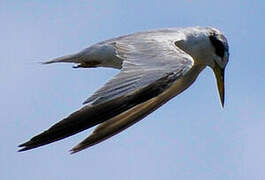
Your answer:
70,37 -> 194,153
84,36 -> 193,105
18,35 -> 194,153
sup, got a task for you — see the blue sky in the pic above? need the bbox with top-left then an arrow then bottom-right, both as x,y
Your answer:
1,1 -> 265,179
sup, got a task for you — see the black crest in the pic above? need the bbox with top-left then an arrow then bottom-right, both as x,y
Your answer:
209,34 -> 227,58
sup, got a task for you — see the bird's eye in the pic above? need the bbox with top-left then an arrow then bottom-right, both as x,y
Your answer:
209,35 -> 225,58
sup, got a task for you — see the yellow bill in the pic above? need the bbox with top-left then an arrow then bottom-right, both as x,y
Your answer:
213,64 -> 225,107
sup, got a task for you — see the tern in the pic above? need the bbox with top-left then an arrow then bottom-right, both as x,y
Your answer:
18,27 -> 229,153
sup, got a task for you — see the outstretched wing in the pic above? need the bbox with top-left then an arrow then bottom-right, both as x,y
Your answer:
18,33 -> 194,152
83,34 -> 192,105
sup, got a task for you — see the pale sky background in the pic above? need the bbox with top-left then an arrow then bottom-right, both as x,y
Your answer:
1,1 -> 265,179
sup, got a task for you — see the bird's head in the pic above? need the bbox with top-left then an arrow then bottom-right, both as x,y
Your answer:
207,28 -> 229,107
176,27 -> 229,107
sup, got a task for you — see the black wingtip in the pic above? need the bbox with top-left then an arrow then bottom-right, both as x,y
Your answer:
18,146 -> 31,152
69,145 -> 82,154
18,147 -> 28,152
18,140 -> 30,147
69,149 -> 77,155
18,140 -> 36,152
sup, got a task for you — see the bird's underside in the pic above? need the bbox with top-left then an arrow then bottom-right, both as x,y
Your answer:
18,28 -> 218,153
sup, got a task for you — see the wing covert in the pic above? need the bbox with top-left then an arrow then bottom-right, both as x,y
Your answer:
84,36 -> 194,105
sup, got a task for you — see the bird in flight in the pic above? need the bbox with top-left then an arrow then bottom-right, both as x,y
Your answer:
18,27 -> 229,154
